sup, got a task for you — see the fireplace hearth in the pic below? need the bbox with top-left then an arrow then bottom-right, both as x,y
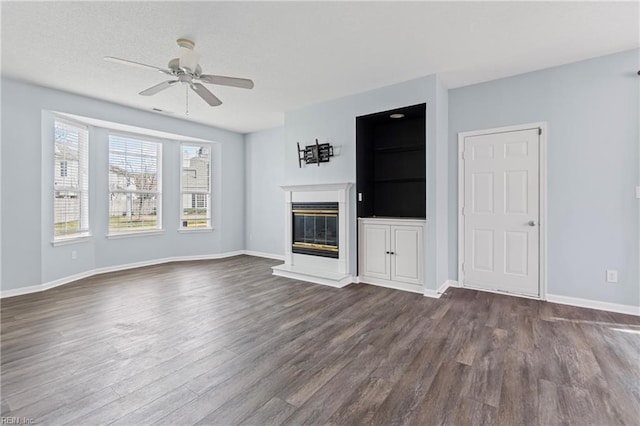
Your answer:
291,202 -> 338,258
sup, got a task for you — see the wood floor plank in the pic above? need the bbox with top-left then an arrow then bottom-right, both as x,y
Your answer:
452,397 -> 498,426
111,385 -> 199,426
1,255 -> 638,425
411,361 -> 472,426
281,365 -> 374,426
497,349 -> 539,425
238,397 -> 297,426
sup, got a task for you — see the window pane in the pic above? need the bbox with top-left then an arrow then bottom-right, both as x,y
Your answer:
54,119 -> 89,238
181,144 -> 211,228
109,192 -> 159,231
109,133 -> 161,233
54,191 -> 80,236
181,193 -> 210,228
182,146 -> 210,192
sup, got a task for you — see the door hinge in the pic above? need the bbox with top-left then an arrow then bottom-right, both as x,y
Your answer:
538,128 -> 542,136
461,262 -> 465,272
461,151 -> 467,161
461,206 -> 466,216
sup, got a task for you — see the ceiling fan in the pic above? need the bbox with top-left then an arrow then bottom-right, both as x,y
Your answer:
104,38 -> 254,108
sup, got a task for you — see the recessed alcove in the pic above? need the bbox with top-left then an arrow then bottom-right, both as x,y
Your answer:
356,103 -> 426,219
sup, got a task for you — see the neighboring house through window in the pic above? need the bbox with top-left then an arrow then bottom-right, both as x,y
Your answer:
181,144 -> 211,228
108,133 -> 162,233
54,119 -> 89,239
59,160 -> 68,177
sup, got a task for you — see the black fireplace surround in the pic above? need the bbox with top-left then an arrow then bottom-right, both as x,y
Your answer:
291,202 -> 339,258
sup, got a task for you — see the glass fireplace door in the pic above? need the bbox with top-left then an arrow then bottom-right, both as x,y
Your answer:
292,203 -> 339,258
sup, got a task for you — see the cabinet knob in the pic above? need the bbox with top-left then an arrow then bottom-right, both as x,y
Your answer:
385,251 -> 390,254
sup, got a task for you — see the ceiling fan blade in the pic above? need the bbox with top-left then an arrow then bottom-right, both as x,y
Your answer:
198,74 -> 254,89
139,80 -> 179,96
104,56 -> 172,75
190,83 -> 222,106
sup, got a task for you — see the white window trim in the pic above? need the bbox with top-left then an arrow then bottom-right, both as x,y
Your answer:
53,117 -> 90,241
108,131 -> 163,235
177,227 -> 213,234
107,230 -> 165,239
179,142 -> 212,231
51,233 -> 92,246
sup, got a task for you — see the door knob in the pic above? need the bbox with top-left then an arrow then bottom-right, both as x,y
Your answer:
528,220 -> 536,227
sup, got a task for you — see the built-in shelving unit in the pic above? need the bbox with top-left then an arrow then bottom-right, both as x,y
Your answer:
356,103 -> 426,219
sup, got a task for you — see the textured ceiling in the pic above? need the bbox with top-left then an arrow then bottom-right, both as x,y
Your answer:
2,1 -> 638,134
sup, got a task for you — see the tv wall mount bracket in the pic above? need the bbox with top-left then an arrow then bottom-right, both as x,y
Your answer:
297,139 -> 334,168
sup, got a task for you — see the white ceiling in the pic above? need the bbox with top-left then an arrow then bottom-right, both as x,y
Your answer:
2,1 -> 638,134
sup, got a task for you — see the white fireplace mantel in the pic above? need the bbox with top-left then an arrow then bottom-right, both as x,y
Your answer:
272,182 -> 354,288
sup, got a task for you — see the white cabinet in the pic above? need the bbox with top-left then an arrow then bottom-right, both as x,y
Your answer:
358,218 -> 425,293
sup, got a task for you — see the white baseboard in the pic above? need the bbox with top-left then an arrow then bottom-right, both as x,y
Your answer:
424,280 -> 458,299
0,251 -> 248,299
351,278 -> 455,298
423,288 -> 440,298
546,293 -> 640,317
357,276 -> 423,295
244,250 -> 285,261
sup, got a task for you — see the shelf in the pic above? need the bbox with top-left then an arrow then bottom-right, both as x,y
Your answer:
373,177 -> 425,183
373,144 -> 425,153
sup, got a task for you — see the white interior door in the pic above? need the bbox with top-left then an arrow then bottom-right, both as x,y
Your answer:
462,128 -> 540,297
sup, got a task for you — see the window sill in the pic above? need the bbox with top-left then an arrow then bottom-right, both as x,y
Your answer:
107,230 -> 165,240
51,234 -> 92,247
178,227 -> 213,234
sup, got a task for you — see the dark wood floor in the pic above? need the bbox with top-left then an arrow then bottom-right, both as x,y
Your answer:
1,255 -> 638,425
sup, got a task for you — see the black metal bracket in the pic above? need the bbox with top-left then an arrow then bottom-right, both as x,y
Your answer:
297,139 -> 334,168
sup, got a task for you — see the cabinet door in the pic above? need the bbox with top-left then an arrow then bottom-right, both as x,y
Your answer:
361,223 -> 390,280
390,225 -> 423,285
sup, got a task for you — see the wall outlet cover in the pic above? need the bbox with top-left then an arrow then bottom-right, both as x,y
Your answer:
606,269 -> 618,283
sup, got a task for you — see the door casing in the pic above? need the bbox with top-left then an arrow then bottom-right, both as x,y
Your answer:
458,122 -> 547,300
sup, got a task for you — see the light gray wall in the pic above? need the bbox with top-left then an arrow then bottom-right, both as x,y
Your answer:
448,49 -> 640,306
245,127 -> 285,256
435,76 -> 449,288
1,78 -> 245,291
282,75 -> 449,289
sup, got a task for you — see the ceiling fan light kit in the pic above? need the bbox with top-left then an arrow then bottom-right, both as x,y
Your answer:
104,38 -> 254,112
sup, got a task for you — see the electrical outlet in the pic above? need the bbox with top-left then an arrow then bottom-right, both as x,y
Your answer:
606,269 -> 618,283
71,250 -> 77,260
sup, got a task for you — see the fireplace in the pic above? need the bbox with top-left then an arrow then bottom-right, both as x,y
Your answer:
273,183 -> 352,288
292,202 -> 338,258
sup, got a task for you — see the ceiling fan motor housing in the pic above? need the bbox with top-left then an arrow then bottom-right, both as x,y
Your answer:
168,58 -> 202,77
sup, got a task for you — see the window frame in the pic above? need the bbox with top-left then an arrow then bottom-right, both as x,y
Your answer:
53,117 -> 90,242
179,142 -> 212,231
107,131 -> 163,236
